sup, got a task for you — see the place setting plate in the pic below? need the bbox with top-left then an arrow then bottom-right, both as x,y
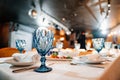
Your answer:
6,58 -> 34,67
0,58 -> 34,67
83,58 -> 106,64
70,56 -> 108,69
71,55 -> 106,64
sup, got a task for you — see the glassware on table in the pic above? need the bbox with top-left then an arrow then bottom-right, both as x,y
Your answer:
92,38 -> 104,54
55,40 -> 63,56
56,41 -> 63,50
104,42 -> 112,50
74,43 -> 80,50
118,44 -> 120,49
16,39 -> 26,53
103,42 -> 112,56
86,43 -> 91,50
33,27 -> 54,73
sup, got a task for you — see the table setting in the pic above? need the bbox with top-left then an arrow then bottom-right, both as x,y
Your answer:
0,28 -> 120,80
0,35 -> 117,71
7,36 -> 116,72
70,38 -> 118,69
3,52 -> 39,67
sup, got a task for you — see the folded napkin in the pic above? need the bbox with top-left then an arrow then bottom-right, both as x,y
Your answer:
12,52 -> 40,63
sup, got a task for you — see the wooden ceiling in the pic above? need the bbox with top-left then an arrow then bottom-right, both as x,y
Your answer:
0,0 -> 119,33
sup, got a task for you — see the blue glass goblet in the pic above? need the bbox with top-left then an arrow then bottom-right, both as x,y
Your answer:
16,39 -> 26,53
33,27 -> 54,73
92,38 -> 104,53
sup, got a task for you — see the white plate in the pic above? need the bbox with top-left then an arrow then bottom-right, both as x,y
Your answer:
72,56 -> 106,64
84,59 -> 105,64
4,59 -> 34,67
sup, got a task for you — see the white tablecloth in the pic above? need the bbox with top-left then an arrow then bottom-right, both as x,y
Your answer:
0,57 -> 108,80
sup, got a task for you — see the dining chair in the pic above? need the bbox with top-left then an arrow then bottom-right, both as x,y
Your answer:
0,47 -> 25,57
98,55 -> 120,80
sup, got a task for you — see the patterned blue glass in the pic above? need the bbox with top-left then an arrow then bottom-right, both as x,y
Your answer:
33,27 -> 54,73
16,39 -> 26,53
92,38 -> 104,53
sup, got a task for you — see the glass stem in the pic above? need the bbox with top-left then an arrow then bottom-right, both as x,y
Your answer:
40,56 -> 46,66
19,50 -> 23,53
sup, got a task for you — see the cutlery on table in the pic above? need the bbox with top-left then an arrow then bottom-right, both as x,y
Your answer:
70,62 -> 105,69
12,66 -> 38,73
12,63 -> 54,73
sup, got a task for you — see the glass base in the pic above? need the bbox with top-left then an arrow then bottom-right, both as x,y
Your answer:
34,65 -> 52,73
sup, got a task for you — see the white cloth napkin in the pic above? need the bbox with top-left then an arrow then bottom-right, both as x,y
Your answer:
12,52 -> 40,63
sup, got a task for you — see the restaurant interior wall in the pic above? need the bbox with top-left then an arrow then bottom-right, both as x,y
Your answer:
0,23 -> 10,48
0,22 -> 35,51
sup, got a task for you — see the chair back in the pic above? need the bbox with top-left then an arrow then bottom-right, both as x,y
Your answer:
0,47 -> 19,57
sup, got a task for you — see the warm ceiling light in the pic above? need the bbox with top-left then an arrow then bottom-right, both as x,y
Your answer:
54,37 -> 56,41
28,8 -> 37,18
66,31 -> 71,35
108,10 -> 111,13
71,28 -> 73,31
60,30 -> 65,35
28,0 -> 37,19
113,31 -> 117,35
74,13 -> 77,16
60,37 -> 65,41
62,18 -> 66,21
108,4 -> 111,7
108,33 -> 112,37
101,30 -> 108,35
108,0 -> 111,7
107,0 -> 111,16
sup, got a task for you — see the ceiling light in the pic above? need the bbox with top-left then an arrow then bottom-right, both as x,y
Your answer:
74,13 -> 77,16
60,37 -> 65,41
28,0 -> 38,19
62,18 -> 66,21
28,9 -> 37,18
108,9 -> 111,13
113,31 -> 117,35
60,30 -> 65,35
108,0 -> 111,7
70,28 -> 73,31
108,33 -> 112,37
66,31 -> 71,35
101,30 -> 108,35
54,37 -> 56,41
106,0 -> 111,17
108,4 -> 111,7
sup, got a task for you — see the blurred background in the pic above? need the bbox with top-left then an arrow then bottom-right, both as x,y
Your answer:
0,0 -> 120,50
